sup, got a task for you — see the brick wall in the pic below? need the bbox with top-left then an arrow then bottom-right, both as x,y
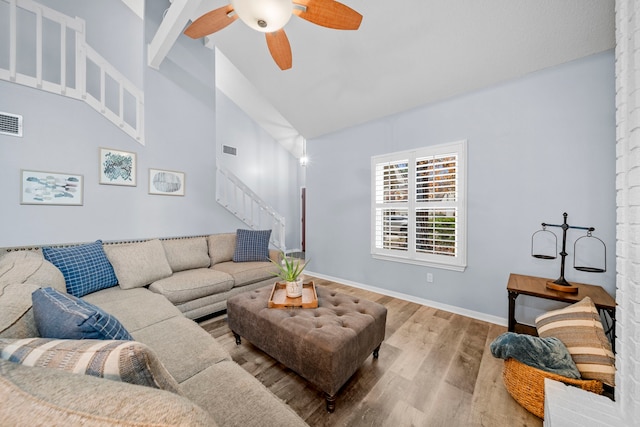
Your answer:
615,0 -> 640,422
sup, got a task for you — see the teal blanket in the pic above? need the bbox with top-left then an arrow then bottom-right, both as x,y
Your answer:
490,332 -> 580,378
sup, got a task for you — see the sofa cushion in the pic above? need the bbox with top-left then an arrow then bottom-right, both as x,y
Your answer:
233,229 -> 271,262
0,251 -> 66,293
32,287 -> 132,341
0,359 -> 216,426
82,287 -> 231,382
82,287 -> 180,333
149,268 -> 234,305
535,296 -> 615,386
213,261 -> 279,287
0,337 -> 181,393
208,233 -> 236,265
131,316 -> 231,384
162,237 -> 210,273
42,240 -> 117,297
181,360 -> 307,427
0,282 -> 41,339
104,239 -> 172,289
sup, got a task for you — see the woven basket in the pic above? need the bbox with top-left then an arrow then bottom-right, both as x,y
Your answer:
502,358 -> 603,419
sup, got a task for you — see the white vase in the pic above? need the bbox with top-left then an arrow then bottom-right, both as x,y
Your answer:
285,279 -> 303,298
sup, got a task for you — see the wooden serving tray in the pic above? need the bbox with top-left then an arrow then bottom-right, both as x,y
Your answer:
268,281 -> 318,308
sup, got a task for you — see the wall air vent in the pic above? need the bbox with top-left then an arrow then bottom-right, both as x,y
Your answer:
0,112 -> 23,137
223,145 -> 237,155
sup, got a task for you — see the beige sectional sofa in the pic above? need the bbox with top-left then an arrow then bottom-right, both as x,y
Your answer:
0,233 -> 307,426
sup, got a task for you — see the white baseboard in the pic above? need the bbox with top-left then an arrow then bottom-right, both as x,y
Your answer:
305,270 -> 508,327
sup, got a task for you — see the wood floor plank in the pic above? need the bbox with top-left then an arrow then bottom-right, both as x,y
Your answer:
200,279 -> 543,427
468,323 -> 542,426
382,399 -> 427,426
423,381 -> 474,427
444,319 -> 489,395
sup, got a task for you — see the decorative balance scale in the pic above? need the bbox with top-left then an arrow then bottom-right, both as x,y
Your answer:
531,212 -> 606,293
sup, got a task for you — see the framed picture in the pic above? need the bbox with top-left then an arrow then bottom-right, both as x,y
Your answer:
149,168 -> 185,196
20,170 -> 84,205
99,148 -> 136,186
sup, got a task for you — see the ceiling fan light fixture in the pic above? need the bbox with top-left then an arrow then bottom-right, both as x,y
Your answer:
231,0 -> 293,33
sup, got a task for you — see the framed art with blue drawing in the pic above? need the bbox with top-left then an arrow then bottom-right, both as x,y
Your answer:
149,168 -> 185,196
20,170 -> 84,206
99,147 -> 136,186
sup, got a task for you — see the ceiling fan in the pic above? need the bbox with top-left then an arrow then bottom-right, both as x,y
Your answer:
184,0 -> 362,70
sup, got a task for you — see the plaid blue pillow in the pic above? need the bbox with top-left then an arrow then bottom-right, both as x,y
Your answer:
32,287 -> 133,340
42,240 -> 118,297
232,229 -> 272,262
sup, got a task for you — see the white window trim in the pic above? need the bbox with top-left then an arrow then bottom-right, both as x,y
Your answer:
371,140 -> 467,272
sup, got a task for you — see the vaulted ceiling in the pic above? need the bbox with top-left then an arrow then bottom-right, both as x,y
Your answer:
150,0 -> 615,140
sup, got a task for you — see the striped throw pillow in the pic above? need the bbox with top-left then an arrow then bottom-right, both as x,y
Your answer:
0,337 -> 181,393
535,297 -> 615,386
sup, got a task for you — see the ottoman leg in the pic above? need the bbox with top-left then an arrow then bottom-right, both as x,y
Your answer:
325,393 -> 337,413
373,344 -> 381,359
232,331 -> 241,345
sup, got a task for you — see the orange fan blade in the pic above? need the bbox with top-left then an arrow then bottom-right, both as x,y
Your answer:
266,30 -> 293,70
184,5 -> 237,39
293,0 -> 362,30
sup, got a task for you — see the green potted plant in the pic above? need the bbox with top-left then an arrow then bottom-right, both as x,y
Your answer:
271,252 -> 309,297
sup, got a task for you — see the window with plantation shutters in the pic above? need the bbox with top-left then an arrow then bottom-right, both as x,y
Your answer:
371,140 -> 467,271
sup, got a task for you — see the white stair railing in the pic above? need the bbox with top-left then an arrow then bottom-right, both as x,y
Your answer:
216,166 -> 286,252
1,0 -> 144,144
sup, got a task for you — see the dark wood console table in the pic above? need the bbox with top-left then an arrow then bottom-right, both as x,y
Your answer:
507,273 -> 616,352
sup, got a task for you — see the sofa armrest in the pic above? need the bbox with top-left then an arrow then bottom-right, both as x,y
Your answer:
0,359 -> 216,426
269,249 -> 283,263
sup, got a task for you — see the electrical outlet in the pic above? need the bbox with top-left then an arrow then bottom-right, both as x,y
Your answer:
427,273 -> 433,283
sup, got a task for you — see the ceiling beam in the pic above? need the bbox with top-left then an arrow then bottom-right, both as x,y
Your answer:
147,0 -> 202,69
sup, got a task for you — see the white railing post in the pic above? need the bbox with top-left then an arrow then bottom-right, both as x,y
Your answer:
35,5 -> 42,88
60,23 -> 66,95
119,81 -> 124,127
76,17 -> 86,99
9,0 -> 17,81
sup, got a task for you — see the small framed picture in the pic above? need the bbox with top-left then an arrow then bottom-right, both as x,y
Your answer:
149,168 -> 185,196
99,148 -> 136,186
20,170 -> 84,205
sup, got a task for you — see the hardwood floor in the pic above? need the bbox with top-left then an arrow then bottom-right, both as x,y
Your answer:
199,278 -> 542,427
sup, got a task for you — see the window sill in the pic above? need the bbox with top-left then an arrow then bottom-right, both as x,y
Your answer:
372,253 -> 466,272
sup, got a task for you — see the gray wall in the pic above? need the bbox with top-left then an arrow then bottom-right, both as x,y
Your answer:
305,51 -> 616,322
0,0 -> 302,249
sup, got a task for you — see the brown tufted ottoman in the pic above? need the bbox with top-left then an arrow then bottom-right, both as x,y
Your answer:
226,284 -> 387,412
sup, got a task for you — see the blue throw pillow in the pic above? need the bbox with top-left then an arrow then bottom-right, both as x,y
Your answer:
42,240 -> 118,297
232,229 -> 272,262
32,287 -> 133,340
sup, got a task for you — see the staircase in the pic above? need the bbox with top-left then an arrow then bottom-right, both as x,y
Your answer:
0,0 -> 144,144
216,166 -> 286,252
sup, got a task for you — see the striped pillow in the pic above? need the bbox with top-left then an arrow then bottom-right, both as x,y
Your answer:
0,337 -> 181,394
535,297 -> 615,386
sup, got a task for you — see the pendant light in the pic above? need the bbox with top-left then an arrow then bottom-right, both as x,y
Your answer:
230,0 -> 293,33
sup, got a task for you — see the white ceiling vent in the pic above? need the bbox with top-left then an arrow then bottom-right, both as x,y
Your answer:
223,145 -> 237,155
0,112 -> 23,137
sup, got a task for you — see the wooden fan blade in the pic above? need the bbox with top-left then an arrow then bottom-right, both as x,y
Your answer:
293,0 -> 362,30
184,5 -> 237,39
266,30 -> 293,70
